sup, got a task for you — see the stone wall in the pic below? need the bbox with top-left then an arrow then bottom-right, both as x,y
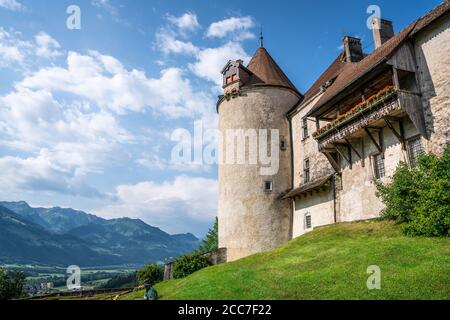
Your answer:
218,86 -> 300,261
414,13 -> 450,154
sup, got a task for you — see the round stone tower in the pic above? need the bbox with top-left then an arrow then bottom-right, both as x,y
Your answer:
217,45 -> 302,261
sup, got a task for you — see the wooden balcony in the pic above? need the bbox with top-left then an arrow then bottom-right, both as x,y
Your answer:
313,87 -> 425,151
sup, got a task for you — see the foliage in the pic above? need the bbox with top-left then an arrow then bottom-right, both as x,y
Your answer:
197,218 -> 218,254
136,264 -> 164,286
376,148 -> 450,237
0,268 -> 26,300
100,272 -> 137,289
120,221 -> 450,300
173,253 -> 211,279
313,86 -> 396,138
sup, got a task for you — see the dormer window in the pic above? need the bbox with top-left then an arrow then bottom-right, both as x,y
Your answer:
226,74 -> 238,85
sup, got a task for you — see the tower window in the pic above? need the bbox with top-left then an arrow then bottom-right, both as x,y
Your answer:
305,213 -> 312,230
231,74 -> 238,82
408,136 -> 424,167
264,181 -> 273,192
303,158 -> 310,184
280,136 -> 287,150
373,154 -> 385,179
302,118 -> 309,140
226,76 -> 232,85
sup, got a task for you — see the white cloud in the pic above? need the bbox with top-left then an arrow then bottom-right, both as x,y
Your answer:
92,0 -> 118,16
96,176 -> 218,234
35,32 -> 63,59
167,12 -> 200,32
18,51 -> 213,117
206,16 -> 255,39
156,29 -> 199,56
189,41 -> 251,86
0,28 -> 32,68
0,0 -> 24,11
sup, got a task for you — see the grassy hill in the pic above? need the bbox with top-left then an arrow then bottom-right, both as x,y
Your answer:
121,220 -> 449,300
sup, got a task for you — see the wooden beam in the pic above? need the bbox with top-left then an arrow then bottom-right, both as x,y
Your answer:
364,127 -> 383,154
392,67 -> 400,89
347,144 -> 352,169
398,117 -> 406,151
324,151 -> 340,173
384,118 -> 405,149
335,145 -> 351,166
344,138 -> 363,160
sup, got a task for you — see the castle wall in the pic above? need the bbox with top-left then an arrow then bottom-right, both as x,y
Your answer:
413,13 -> 450,154
338,118 -> 419,222
218,86 -> 300,261
292,189 -> 335,238
291,94 -> 335,187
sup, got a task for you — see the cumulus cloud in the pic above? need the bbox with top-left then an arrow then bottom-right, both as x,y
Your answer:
35,32 -> 63,59
189,41 -> 251,86
156,28 -> 200,56
96,176 -> 218,235
206,16 -> 255,39
167,12 -> 200,32
18,50 -> 213,117
0,28 -> 32,68
0,0 -> 24,11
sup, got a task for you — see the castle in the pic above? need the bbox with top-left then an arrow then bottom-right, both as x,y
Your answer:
217,1 -> 450,261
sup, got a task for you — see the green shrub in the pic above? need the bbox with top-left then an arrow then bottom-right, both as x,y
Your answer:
0,268 -> 25,300
136,264 -> 164,286
173,253 -> 211,279
376,148 -> 450,237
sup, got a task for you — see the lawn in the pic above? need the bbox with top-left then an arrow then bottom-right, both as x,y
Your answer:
121,220 -> 450,300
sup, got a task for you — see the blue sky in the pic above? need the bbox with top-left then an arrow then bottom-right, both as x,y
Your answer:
0,0 -> 441,236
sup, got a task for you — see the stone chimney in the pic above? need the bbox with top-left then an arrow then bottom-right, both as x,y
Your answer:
372,17 -> 394,49
343,36 -> 364,63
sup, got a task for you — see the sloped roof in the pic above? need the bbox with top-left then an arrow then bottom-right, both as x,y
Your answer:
247,47 -> 300,94
301,52 -> 347,104
306,0 -> 450,117
282,174 -> 333,199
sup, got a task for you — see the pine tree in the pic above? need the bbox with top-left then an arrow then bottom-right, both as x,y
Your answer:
198,217 -> 218,254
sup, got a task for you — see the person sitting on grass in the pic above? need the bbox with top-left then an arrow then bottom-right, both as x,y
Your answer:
143,283 -> 158,301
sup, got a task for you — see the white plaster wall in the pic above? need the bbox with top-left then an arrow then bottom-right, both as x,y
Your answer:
292,189 -> 335,238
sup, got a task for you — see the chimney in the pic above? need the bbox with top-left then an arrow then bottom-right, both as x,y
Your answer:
372,17 -> 394,49
343,36 -> 364,63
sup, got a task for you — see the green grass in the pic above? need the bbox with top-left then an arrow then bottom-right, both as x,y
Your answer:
121,220 -> 450,300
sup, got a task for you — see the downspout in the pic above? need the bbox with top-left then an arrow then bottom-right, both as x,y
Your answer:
332,174 -> 337,223
287,98 -> 302,240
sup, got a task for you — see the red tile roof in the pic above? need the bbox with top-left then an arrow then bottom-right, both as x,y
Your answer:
306,0 -> 450,117
247,47 -> 300,94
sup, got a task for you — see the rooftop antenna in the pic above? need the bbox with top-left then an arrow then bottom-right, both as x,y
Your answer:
260,26 -> 264,48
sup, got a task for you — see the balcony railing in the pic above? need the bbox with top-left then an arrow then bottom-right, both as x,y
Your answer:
313,86 -> 397,139
312,86 -> 405,149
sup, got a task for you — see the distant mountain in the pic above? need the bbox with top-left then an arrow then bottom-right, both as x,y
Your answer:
0,202 -> 200,266
0,206 -> 121,266
0,201 -> 104,234
67,218 -> 200,263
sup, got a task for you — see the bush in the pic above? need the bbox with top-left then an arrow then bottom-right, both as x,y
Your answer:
173,253 -> 211,279
0,268 -> 25,300
136,264 -> 164,286
376,148 -> 450,237
197,217 -> 218,254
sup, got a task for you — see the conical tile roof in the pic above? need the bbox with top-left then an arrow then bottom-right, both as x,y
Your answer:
246,47 -> 299,93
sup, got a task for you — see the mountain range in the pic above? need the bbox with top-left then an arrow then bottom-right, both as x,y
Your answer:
0,201 -> 200,267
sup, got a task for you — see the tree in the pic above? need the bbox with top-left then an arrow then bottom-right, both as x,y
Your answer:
136,264 -> 164,286
198,217 -> 218,254
0,268 -> 25,300
376,148 -> 450,237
